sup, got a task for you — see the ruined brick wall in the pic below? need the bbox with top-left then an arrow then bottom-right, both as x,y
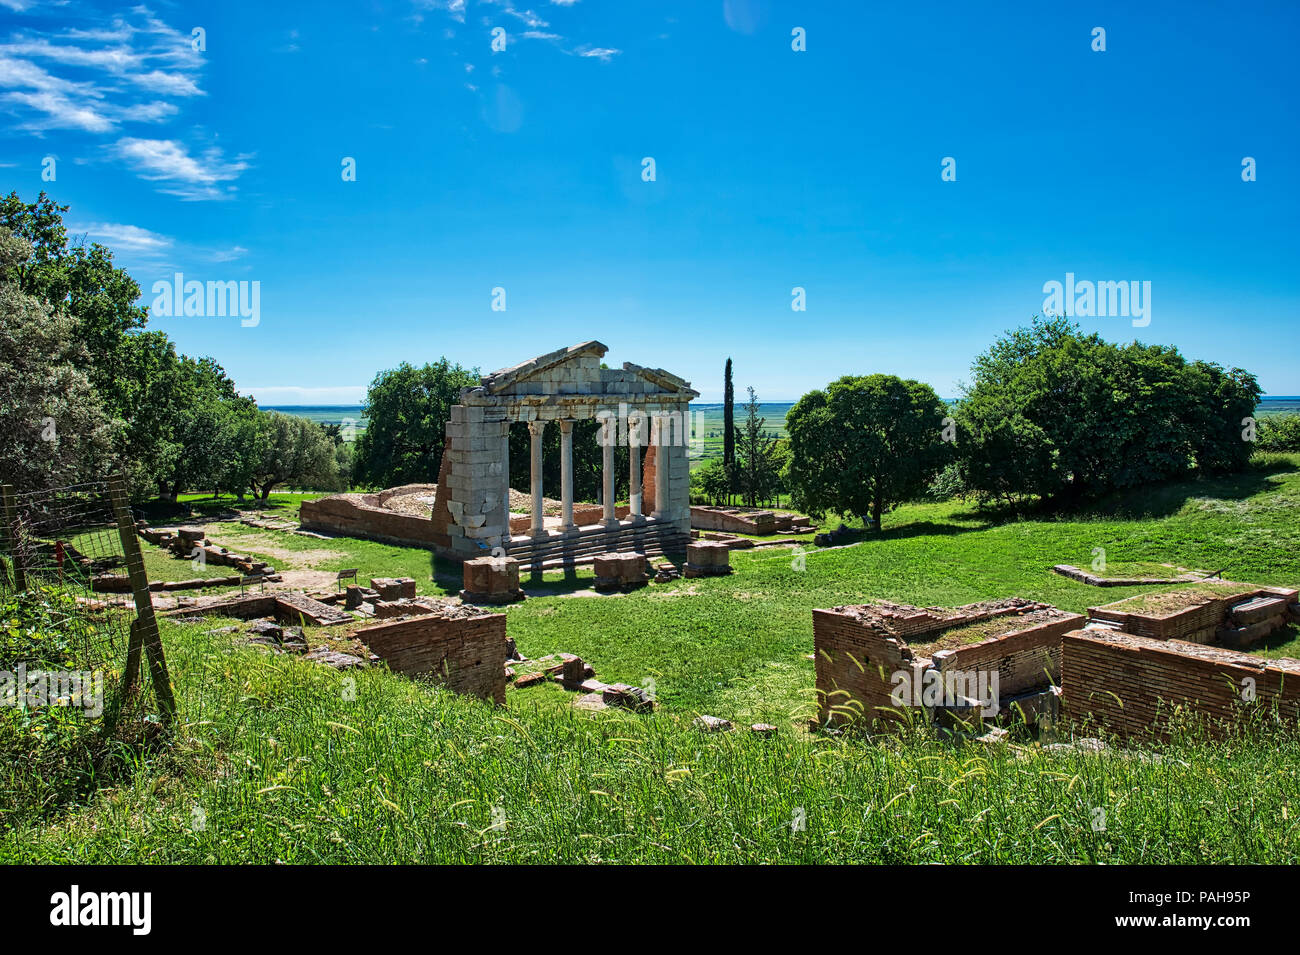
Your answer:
1061,629 -> 1300,740
1087,586 -> 1297,642
813,603 -> 1078,726
932,615 -> 1084,698
813,608 -> 918,726
357,612 -> 507,704
299,494 -> 450,550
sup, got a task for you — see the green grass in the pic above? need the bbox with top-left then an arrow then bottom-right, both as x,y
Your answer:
4,454 -> 1300,863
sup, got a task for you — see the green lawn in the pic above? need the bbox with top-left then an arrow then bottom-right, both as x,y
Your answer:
4,454 -> 1300,863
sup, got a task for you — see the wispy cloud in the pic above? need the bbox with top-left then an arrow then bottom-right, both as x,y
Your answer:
68,220 -> 174,255
0,6 -> 246,198
575,45 -> 621,62
110,138 -> 250,200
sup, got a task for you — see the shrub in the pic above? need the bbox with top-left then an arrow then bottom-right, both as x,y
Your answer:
1257,414 -> 1300,452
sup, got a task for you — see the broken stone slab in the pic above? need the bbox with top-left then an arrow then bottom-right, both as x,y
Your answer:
514,671 -> 547,689
344,584 -> 364,610
561,655 -> 587,689
694,714 -> 732,732
750,723 -> 778,736
304,648 -> 366,669
602,683 -> 655,712
573,692 -> 609,712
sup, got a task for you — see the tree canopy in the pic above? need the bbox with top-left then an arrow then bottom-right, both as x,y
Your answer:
786,374 -> 950,527
353,359 -> 480,488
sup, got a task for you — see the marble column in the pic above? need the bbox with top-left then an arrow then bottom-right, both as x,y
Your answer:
653,414 -> 669,520
501,428 -> 511,533
558,419 -> 575,534
628,413 -> 643,523
601,415 -> 617,527
528,420 -> 545,537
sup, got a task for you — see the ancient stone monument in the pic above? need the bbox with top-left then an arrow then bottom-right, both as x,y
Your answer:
431,341 -> 697,567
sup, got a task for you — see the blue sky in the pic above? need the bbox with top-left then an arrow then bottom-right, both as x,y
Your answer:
1,0 -> 1297,403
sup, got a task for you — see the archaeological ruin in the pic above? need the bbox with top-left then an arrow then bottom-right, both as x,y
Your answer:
814,582 -> 1300,740
303,341 -> 697,569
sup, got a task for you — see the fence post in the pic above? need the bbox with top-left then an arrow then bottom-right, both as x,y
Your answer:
108,475 -> 177,727
1,483 -> 27,591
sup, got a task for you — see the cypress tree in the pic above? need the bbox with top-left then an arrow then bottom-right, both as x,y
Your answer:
723,358 -> 735,503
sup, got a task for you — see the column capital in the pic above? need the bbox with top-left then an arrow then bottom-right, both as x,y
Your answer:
527,419 -> 547,437
557,418 -> 575,434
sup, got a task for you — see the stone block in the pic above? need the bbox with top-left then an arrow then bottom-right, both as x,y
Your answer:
461,555 -> 525,604
684,541 -> 732,578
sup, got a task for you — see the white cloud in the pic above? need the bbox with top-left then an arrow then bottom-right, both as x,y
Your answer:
576,46 -> 621,62
3,88 -> 114,131
68,221 -> 174,255
212,245 -> 248,262
110,138 -> 250,200
0,7 -> 235,195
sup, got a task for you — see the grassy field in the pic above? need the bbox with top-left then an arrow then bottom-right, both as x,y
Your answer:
3,454 -> 1300,863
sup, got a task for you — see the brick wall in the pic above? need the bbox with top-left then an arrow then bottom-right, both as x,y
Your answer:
813,608 -> 918,726
813,603 -> 1080,727
356,611 -> 508,704
932,614 -> 1084,698
299,494 -> 450,550
1061,629 -> 1300,740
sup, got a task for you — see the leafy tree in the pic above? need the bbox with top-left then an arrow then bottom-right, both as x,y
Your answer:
691,458 -> 732,505
787,374 -> 949,528
0,192 -> 148,413
0,229 -> 115,492
734,387 -> 781,506
353,360 -> 479,487
954,316 -> 1261,506
248,411 -> 339,499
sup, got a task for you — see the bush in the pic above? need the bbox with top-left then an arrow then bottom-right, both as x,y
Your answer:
954,317 -> 1260,507
1257,414 -> 1300,452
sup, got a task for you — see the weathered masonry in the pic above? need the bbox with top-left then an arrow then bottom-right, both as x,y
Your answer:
431,341 -> 697,566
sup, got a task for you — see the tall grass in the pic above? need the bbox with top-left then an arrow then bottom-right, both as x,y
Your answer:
2,619 -> 1299,863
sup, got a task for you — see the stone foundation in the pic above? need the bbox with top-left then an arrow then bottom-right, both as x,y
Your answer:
593,552 -> 648,591
299,490 -> 449,550
812,598 -> 1082,729
691,506 -> 812,536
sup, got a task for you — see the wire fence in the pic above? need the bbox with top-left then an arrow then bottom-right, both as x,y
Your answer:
0,477 -> 175,738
